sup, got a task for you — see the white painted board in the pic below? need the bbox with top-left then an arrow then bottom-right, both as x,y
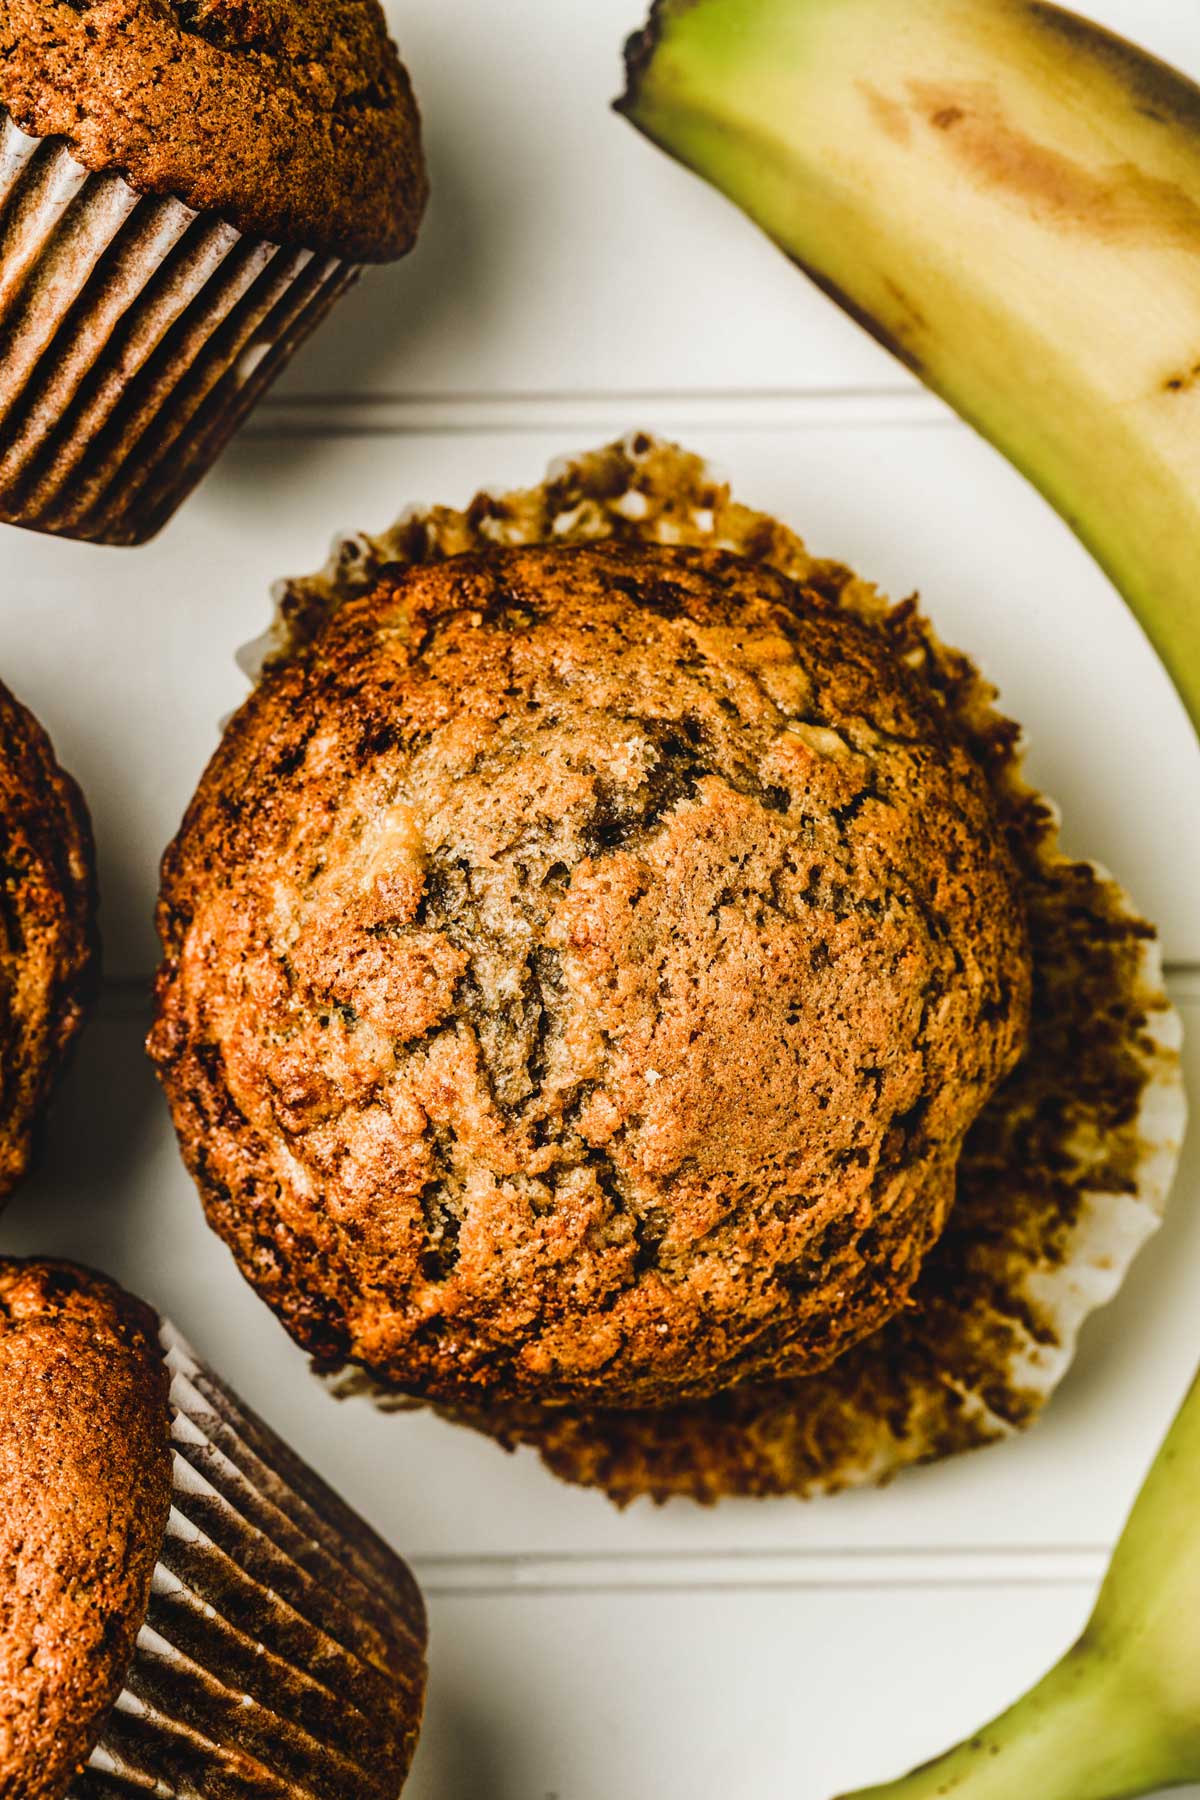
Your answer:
401,1581 -> 1193,1800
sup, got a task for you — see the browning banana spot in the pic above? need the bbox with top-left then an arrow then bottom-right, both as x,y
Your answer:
857,82 -> 913,148
1162,358 -> 1200,395
881,277 -> 930,336
906,79 -> 1200,249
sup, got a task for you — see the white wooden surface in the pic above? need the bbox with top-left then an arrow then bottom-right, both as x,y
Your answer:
1,2 -> 1198,1795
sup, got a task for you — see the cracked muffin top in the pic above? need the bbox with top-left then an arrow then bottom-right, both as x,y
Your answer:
0,680 -> 96,1207
151,540 -> 1032,1409
0,1259 -> 172,1800
0,0 -> 427,261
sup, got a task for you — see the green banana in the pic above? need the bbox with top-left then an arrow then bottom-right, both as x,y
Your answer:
619,3 -> 1200,1794
834,1370 -> 1200,1798
618,0 -> 1200,732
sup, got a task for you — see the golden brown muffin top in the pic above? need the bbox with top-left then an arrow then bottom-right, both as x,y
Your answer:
0,0 -> 427,261
154,540 -> 1031,1409
0,1259 -> 173,1800
0,680 -> 97,1208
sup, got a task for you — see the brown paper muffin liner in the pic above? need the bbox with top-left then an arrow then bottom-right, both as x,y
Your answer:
0,113 -> 357,548
70,1321 -> 426,1798
254,435 -> 1187,1505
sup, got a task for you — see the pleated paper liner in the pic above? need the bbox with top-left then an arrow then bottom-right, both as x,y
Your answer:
70,1323 -> 426,1799
258,435 -> 1186,1504
0,113 -> 356,548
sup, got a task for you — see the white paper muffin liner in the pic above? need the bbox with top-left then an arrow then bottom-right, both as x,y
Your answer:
253,434 -> 1187,1503
70,1322 -> 426,1798
0,112 -> 357,548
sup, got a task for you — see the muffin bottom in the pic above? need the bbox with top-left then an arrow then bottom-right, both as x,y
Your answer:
268,435 -> 1185,1504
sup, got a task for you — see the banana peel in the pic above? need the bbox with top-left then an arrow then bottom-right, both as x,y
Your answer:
618,0 -> 1200,733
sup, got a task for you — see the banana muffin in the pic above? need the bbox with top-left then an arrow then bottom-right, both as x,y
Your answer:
151,523 -> 1032,1411
0,1256 -> 428,1799
0,0 -> 427,544
0,679 -> 95,1206
0,1260 -> 170,1800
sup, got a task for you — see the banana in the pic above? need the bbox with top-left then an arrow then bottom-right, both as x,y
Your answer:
618,0 -> 1200,732
834,1369 -> 1200,1798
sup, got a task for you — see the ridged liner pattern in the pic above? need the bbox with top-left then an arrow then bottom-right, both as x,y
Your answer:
0,114 -> 357,547
69,1323 -> 427,1799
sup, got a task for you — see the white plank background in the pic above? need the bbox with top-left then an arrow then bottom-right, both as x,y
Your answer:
2,2 -> 1199,1795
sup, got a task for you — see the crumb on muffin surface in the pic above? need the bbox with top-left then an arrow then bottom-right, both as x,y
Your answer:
152,538 -> 1031,1409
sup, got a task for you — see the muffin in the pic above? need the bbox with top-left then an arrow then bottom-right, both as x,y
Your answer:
0,1256 -> 428,1797
0,0 -> 427,547
0,678 -> 95,1207
150,449 -> 1035,1409
150,437 -> 1184,1497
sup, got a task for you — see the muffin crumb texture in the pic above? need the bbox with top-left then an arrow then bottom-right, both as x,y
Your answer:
0,1259 -> 172,1800
154,520 -> 1031,1409
0,680 -> 96,1204
0,0 -> 427,260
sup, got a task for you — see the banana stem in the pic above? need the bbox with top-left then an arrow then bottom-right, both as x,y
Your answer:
835,1371 -> 1200,1798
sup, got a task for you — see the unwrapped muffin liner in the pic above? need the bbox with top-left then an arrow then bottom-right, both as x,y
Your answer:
254,435 -> 1187,1504
71,1321 -> 426,1798
0,112 -> 356,547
